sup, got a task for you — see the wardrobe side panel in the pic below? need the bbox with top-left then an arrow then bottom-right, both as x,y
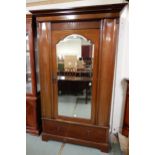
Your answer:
97,19 -> 118,126
38,22 -> 52,118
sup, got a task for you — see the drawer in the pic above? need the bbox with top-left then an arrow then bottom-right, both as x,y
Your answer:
42,119 -> 108,143
67,124 -> 107,143
43,119 -> 68,137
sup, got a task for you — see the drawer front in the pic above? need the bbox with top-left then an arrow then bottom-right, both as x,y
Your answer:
42,119 -> 108,143
67,124 -> 107,143
42,119 -> 68,137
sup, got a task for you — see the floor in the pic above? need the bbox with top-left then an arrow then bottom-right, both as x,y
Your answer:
58,95 -> 91,119
26,134 -> 122,155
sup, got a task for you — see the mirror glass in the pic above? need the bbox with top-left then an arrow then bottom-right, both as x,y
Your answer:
56,34 -> 94,119
26,33 -> 32,93
35,27 -> 40,93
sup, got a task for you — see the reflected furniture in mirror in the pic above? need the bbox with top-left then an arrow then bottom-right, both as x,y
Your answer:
26,14 -> 41,135
57,35 -> 93,118
31,3 -> 126,152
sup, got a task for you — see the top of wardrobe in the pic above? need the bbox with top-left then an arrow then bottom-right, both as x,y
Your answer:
29,3 -> 127,17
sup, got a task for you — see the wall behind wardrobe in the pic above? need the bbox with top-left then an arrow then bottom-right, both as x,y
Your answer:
110,5 -> 129,133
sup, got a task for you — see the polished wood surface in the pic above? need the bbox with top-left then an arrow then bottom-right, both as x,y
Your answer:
51,21 -> 100,30
35,4 -> 125,152
38,22 -> 53,118
42,118 -> 109,152
26,14 -> 41,135
26,95 -> 41,135
42,133 -> 109,152
97,19 -> 119,126
31,3 -> 127,16
31,3 -> 127,22
36,13 -> 119,22
42,119 -> 108,143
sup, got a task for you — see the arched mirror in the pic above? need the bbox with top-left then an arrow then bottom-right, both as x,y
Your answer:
56,34 -> 94,119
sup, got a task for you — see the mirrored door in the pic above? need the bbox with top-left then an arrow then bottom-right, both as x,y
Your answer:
56,34 -> 94,119
51,29 -> 99,123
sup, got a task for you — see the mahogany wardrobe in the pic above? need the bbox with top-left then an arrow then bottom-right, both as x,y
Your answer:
26,14 -> 41,135
30,3 -> 126,152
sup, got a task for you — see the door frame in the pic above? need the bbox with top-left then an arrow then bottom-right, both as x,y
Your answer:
50,26 -> 100,125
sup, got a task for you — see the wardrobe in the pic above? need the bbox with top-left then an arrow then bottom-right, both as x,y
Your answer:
26,14 -> 41,135
30,3 -> 126,152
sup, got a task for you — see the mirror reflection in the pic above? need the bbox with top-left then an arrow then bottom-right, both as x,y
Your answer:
56,34 -> 94,119
26,33 -> 32,93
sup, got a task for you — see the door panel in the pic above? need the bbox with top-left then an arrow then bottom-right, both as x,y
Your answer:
51,28 -> 100,124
